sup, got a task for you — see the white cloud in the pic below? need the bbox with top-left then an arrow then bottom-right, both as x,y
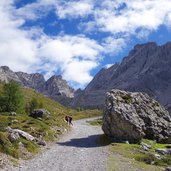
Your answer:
63,60 -> 98,86
0,0 -> 39,72
85,0 -> 171,36
56,0 -> 93,19
1,0 -> 171,89
16,0 -> 93,20
0,0 -> 103,88
102,37 -> 126,54
39,35 -> 103,86
15,0 -> 56,20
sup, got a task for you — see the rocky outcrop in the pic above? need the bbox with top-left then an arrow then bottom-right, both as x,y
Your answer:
7,127 -> 35,142
72,42 -> 171,114
45,76 -> 74,105
0,66 -> 74,106
30,109 -> 51,119
102,89 -> 171,143
16,72 -> 46,93
0,66 -> 21,84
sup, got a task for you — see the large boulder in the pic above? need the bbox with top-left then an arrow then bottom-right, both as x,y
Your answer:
102,89 -> 171,143
7,127 -> 35,142
30,109 -> 50,119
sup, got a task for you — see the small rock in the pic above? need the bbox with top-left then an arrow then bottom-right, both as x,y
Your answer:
151,161 -> 155,165
155,148 -> 169,155
165,167 -> 171,171
155,153 -> 161,160
10,112 -> 16,116
140,142 -> 151,151
8,131 -> 20,142
36,140 -> 46,146
36,135 -> 46,146
52,126 -> 62,132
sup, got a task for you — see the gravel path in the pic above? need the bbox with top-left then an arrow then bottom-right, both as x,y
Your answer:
12,117 -> 108,171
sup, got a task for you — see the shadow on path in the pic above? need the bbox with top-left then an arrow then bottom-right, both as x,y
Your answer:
57,134 -> 110,148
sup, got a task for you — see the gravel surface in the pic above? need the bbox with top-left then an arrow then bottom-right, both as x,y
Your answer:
11,117 -> 108,171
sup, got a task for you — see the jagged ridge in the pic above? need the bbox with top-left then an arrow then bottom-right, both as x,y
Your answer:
71,42 -> 171,114
0,66 -> 74,106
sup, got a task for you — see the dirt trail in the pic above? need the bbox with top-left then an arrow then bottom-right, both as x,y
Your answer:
12,117 -> 108,171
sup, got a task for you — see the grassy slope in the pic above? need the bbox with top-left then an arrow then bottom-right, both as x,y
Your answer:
0,84 -> 102,158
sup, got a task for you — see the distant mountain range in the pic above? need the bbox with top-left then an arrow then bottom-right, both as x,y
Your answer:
71,42 -> 171,114
1,42 -> 171,114
0,66 -> 74,106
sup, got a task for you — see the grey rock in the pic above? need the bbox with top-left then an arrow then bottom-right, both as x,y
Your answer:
165,167 -> 171,171
8,131 -> 20,142
16,72 -> 46,93
102,89 -> 171,143
154,153 -> 161,160
0,66 -> 21,84
36,140 -> 46,146
30,109 -> 50,119
10,112 -> 16,116
72,42 -> 171,115
45,75 -> 74,106
7,127 -> 35,141
155,148 -> 169,155
140,142 -> 151,151
36,135 -> 46,146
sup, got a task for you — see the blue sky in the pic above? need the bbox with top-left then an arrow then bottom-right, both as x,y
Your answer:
1,0 -> 171,89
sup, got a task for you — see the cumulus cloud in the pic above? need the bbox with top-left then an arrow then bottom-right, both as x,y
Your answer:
0,0 -> 103,88
0,0 -> 39,72
38,35 -> 103,85
1,0 -> 171,88
102,37 -> 126,54
85,0 -> 171,36
15,0 -> 56,20
16,0 -> 93,20
56,0 -> 93,19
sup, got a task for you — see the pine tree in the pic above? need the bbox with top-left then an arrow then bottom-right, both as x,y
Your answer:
0,81 -> 24,113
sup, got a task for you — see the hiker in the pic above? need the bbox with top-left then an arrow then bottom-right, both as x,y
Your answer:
65,115 -> 73,126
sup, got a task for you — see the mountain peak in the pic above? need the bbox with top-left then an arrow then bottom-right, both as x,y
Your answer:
72,41 -> 171,114
48,75 -> 63,81
0,66 -> 74,106
1,66 -> 10,71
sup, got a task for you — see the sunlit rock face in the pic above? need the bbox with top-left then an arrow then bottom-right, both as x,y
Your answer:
72,42 -> 171,114
102,89 -> 171,143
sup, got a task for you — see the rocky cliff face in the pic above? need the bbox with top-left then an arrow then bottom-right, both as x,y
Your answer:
0,66 -> 21,84
0,66 -> 74,106
45,75 -> 74,105
71,42 -> 171,114
16,72 -> 46,93
102,89 -> 171,143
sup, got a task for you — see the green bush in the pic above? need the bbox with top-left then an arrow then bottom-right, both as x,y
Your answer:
26,97 -> 44,114
0,81 -> 24,113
